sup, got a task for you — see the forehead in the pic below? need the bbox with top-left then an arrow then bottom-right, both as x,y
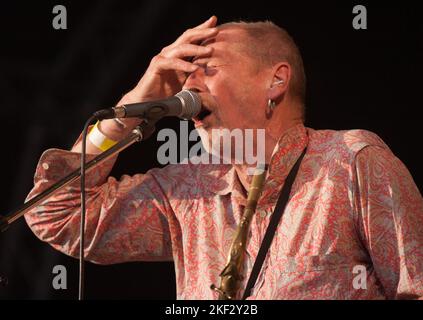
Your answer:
199,27 -> 250,61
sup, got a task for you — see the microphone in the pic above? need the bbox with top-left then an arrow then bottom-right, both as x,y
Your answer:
93,90 -> 201,121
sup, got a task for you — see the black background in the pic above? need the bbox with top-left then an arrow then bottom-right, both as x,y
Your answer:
0,0 -> 421,299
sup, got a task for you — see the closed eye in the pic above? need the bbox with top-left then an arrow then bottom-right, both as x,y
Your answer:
194,63 -> 222,76
204,65 -> 218,76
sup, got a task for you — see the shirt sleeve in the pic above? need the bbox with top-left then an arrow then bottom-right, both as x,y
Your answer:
24,148 -> 175,264
353,145 -> 423,299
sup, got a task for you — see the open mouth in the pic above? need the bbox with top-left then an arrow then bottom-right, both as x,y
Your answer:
194,105 -> 212,122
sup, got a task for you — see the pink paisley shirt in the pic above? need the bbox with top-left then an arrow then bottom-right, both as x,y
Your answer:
25,124 -> 423,299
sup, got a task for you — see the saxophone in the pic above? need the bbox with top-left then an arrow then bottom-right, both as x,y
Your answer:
211,164 -> 268,300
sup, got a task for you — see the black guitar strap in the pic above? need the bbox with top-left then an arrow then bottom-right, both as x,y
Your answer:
242,147 -> 307,300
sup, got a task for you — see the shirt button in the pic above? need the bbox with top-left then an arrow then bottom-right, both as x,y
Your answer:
260,211 -> 267,219
42,163 -> 49,170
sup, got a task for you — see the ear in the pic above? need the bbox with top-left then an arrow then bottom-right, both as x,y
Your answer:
267,62 -> 291,102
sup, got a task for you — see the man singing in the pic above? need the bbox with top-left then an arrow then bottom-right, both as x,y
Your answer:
25,16 -> 423,299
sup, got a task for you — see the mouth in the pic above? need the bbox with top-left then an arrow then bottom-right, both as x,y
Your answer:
193,105 -> 212,124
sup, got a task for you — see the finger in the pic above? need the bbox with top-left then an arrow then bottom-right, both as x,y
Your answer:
162,43 -> 213,59
174,27 -> 218,46
192,16 -> 217,30
154,56 -> 199,73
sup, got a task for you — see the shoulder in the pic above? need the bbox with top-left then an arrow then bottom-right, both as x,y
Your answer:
306,127 -> 391,161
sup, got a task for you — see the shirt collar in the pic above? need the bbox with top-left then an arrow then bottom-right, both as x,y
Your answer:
268,123 -> 308,179
208,123 -> 308,198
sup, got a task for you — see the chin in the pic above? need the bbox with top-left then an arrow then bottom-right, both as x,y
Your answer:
196,126 -> 246,165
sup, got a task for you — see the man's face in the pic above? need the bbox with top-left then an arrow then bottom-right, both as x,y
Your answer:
183,27 -> 270,133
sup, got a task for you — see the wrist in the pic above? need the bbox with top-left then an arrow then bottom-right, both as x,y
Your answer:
95,119 -> 137,141
88,121 -> 118,152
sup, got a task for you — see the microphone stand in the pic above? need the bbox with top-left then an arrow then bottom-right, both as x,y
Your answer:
0,122 -> 150,289
0,91 -> 197,293
0,124 -> 147,233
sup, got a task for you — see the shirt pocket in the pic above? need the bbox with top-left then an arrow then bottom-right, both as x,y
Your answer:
267,253 -> 368,299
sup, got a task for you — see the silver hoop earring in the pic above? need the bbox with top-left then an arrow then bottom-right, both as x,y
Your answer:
268,99 -> 276,110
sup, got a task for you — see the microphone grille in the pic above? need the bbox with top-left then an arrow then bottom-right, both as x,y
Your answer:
175,90 -> 201,119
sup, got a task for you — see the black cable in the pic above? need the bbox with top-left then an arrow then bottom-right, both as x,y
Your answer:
79,115 -> 97,300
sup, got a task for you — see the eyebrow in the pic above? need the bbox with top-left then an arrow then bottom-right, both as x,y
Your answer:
191,50 -> 220,64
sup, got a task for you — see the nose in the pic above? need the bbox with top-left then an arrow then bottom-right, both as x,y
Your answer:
183,67 -> 206,92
